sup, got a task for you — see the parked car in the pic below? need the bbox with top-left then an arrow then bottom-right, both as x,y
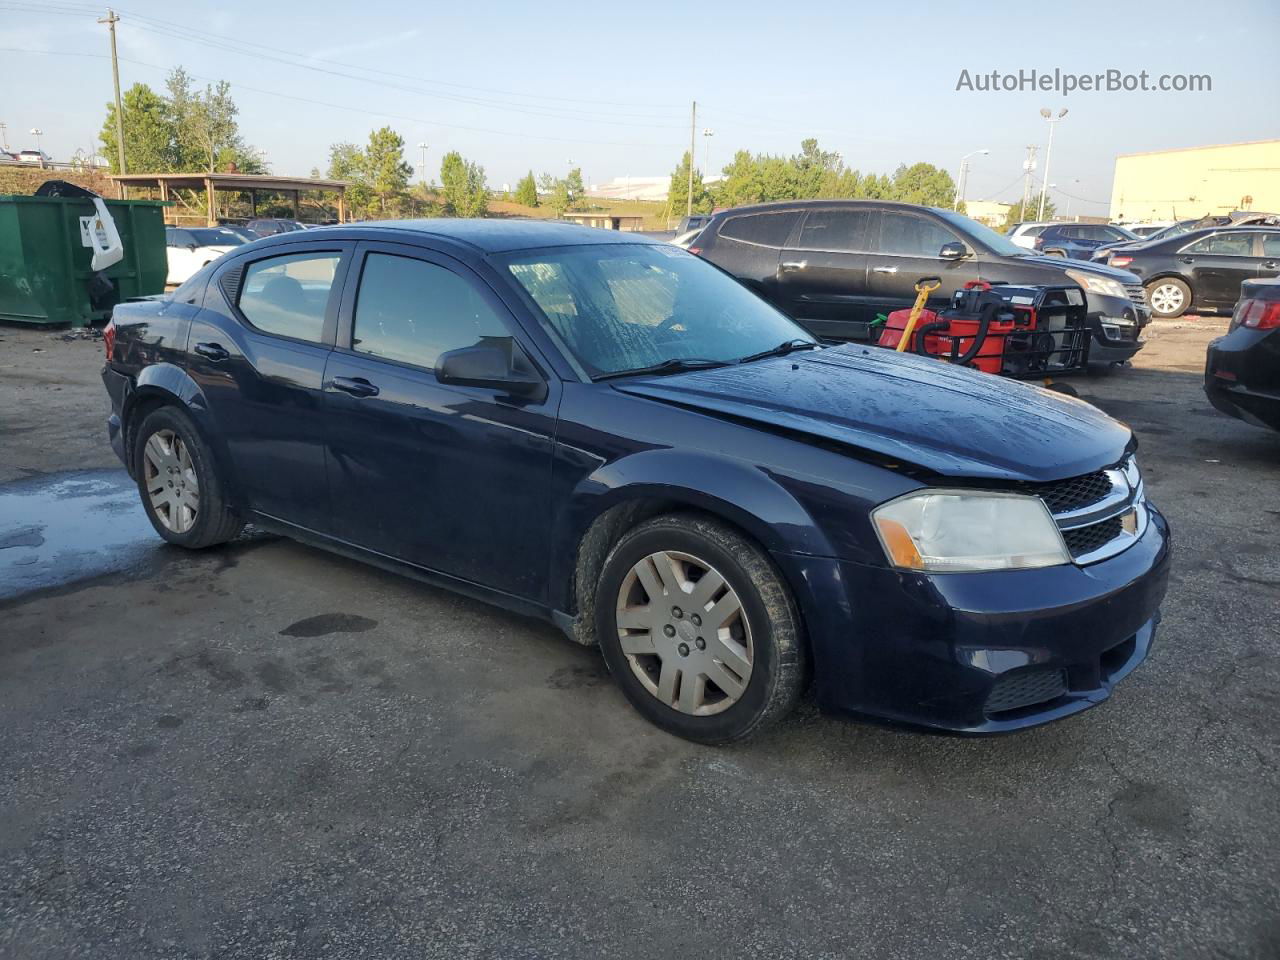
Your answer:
692,200 -> 1151,367
1102,226 -> 1280,318
1006,221 -> 1057,250
1124,223 -> 1173,239
217,225 -> 260,243
670,228 -> 703,249
675,214 -> 712,235
164,226 -> 246,285
246,217 -> 307,237
101,221 -> 1170,742
16,149 -> 51,165
1095,212 -> 1280,261
1035,223 -> 1140,259
1204,278 -> 1280,431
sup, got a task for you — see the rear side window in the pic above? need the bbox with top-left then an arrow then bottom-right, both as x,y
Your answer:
795,210 -> 874,252
1185,233 -> 1254,256
1021,224 -> 1049,237
351,253 -> 510,370
238,252 -> 341,343
718,212 -> 799,247
1260,233 -> 1280,257
877,213 -> 957,257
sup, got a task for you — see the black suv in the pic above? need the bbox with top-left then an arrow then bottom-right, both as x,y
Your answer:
693,200 -> 1151,366
1035,223 -> 1138,260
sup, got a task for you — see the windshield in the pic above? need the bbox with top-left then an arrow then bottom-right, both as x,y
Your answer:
501,243 -> 815,378
189,228 -> 245,246
934,209 -> 1027,257
1144,221 -> 1200,243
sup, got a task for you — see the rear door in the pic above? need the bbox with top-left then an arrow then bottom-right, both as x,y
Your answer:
864,209 -> 978,315
190,243 -> 352,531
1258,232 -> 1280,282
776,207 -> 878,340
1179,231 -> 1261,307
321,241 -> 558,601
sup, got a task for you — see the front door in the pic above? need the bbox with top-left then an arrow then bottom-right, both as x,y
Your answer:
1257,232 -> 1280,282
864,210 -> 978,317
322,242 -> 558,602
1179,231 -> 1261,307
189,244 -> 351,531
776,208 -> 878,340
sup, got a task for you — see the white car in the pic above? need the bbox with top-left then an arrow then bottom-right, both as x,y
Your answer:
164,226 -> 246,285
1006,221 -> 1057,250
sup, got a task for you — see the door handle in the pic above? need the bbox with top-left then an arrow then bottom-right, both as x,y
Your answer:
873,266 -> 899,274
1179,257 -> 1195,263
1263,261 -> 1278,269
331,376 -> 380,398
193,342 -> 229,362
780,260 -> 808,271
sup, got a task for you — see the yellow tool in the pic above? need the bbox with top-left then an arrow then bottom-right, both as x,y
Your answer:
895,277 -> 942,353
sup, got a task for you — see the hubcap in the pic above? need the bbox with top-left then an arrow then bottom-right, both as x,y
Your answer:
615,550 -> 753,716
1150,283 -> 1185,314
143,429 -> 199,533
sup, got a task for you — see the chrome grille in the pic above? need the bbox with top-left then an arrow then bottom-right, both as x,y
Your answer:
1124,283 -> 1147,308
1037,456 -> 1146,565
1025,470 -> 1112,514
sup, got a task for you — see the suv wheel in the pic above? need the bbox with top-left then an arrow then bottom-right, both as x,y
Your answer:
133,405 -> 243,549
595,513 -> 806,744
1146,278 -> 1191,318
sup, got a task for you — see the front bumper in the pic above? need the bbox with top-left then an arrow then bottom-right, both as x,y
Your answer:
1086,292 -> 1148,365
776,504 -> 1171,733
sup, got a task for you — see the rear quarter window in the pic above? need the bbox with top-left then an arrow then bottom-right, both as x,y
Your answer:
718,212 -> 799,248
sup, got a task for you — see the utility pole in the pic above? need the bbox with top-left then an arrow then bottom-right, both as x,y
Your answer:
1020,144 -> 1037,218
99,9 -> 126,194
416,142 -> 429,186
1037,108 -> 1068,221
0,122 -> 7,151
686,100 -> 696,219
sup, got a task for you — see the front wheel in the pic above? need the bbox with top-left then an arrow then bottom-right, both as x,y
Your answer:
1146,278 -> 1191,318
595,513 -> 806,744
133,405 -> 243,548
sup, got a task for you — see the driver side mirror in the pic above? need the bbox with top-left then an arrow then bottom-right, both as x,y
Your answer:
435,342 -> 547,403
939,241 -> 969,261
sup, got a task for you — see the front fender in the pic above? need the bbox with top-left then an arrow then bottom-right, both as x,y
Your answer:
549,448 -> 838,616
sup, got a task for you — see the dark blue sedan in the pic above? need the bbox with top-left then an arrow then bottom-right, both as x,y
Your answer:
101,221 -> 1171,743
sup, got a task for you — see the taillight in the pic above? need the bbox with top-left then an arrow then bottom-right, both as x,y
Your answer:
688,246 -> 702,256
1109,255 -> 1133,268
1237,298 -> 1280,330
103,319 -> 116,360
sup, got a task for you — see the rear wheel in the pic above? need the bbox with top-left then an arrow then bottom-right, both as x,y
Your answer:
133,405 -> 242,548
1146,278 -> 1190,318
595,513 -> 805,744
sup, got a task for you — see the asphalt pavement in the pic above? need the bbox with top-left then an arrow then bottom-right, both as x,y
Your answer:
0,319 -> 1277,959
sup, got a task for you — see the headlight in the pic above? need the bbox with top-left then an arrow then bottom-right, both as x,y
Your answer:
1065,268 -> 1128,300
872,490 -> 1069,572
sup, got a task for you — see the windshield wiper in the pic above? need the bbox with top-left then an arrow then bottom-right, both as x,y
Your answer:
593,357 -> 732,382
736,338 -> 821,365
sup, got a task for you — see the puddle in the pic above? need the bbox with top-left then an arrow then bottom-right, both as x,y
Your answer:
0,470 -> 161,600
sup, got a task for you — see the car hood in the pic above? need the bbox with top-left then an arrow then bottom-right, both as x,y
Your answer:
1012,253 -> 1140,283
613,346 -> 1131,483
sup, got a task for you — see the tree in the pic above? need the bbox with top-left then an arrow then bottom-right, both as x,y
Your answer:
439,150 -> 488,217
364,126 -> 413,214
99,83 -> 171,174
890,162 -> 956,207
667,151 -> 713,217
565,167 -> 585,207
327,141 -> 373,219
515,171 -> 538,207
1002,197 -> 1057,228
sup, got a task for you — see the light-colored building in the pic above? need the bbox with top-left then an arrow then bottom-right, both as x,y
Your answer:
560,211 -> 646,232
1109,139 -> 1280,222
963,200 -> 1012,228
588,175 -> 723,203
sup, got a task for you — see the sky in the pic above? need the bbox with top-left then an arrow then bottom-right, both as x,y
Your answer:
1,0 -> 1276,215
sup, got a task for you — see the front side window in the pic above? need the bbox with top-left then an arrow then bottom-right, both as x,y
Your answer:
795,210 -> 874,252
503,243 -> 813,377
1260,233 -> 1280,257
878,213 -> 958,257
718,212 -> 799,247
1185,233 -> 1254,256
351,253 -> 510,370
238,252 -> 341,343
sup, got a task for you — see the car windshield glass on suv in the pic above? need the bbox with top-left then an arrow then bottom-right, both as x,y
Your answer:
934,209 -> 1027,257
502,243 -> 813,378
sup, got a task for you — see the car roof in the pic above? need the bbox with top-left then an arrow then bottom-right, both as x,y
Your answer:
707,199 -> 957,219
301,218 -> 663,254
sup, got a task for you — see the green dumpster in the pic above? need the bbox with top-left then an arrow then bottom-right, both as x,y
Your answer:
0,195 -> 168,328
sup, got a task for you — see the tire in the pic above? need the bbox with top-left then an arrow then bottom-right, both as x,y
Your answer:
594,512 -> 806,744
132,405 -> 243,549
1146,278 -> 1191,318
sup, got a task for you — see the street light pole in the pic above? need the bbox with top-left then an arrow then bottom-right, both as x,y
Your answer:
686,100 -> 697,219
1037,108 -> 1068,221
953,149 -> 989,210
416,142 -> 429,186
702,128 -> 714,179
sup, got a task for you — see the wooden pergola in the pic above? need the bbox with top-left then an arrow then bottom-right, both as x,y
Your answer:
109,172 -> 350,226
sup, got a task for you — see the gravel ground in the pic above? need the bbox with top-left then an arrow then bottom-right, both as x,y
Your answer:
0,319 -> 1277,959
